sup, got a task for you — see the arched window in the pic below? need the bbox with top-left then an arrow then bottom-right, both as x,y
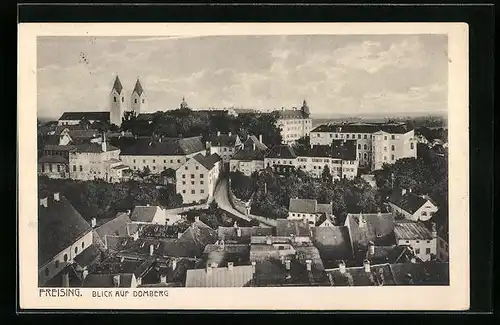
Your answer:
64,254 -> 68,262
121,97 -> 124,102
113,96 -> 117,102
82,242 -> 85,249
75,246 -> 78,254
142,99 -> 145,103
55,260 -> 60,268
364,144 -> 367,150
358,144 -> 361,150
134,99 -> 137,104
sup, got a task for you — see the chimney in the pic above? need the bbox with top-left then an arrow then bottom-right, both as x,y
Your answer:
217,131 -> 221,136
406,273 -> 414,284
409,188 -> 412,193
306,259 -> 312,272
113,274 -> 121,287
368,241 -> 375,255
172,259 -> 177,271
402,188 -> 407,196
339,261 -> 346,274
358,214 -> 366,228
377,211 -> 382,217
91,217 -> 97,228
39,197 -> 48,208
126,209 -> 131,216
120,256 -> 125,263
285,259 -> 291,271
266,236 -> 272,245
53,192 -> 60,201
206,141 -> 211,150
195,216 -> 200,222
252,143 -> 256,150
259,134 -> 263,143
136,277 -> 142,286
149,244 -> 154,256
207,265 -> 212,275
82,269 -> 89,280
228,131 -> 232,137
236,227 -> 242,237
121,131 -> 125,136
431,223 -> 437,238
251,261 -> 256,274
228,262 -> 234,271
233,221 -> 238,228
177,232 -> 183,239
160,274 -> 167,283
363,259 -> 371,273
211,262 -> 218,268
158,137 -> 162,143
62,272 -> 70,287
132,231 -> 139,241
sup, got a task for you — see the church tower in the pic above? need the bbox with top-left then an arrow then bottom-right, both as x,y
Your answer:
180,97 -> 189,110
130,78 -> 147,114
110,76 -> 126,126
301,99 -> 310,118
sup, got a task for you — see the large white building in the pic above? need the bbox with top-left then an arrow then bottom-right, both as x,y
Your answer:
275,100 -> 313,145
287,198 -> 333,227
394,220 -> 437,262
229,135 -> 268,176
264,140 -> 359,180
309,122 -> 417,171
176,153 -> 222,204
119,136 -> 206,174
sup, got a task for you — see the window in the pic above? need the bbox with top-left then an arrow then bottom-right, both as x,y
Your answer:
121,97 -> 124,102
177,159 -> 181,163
82,242 -> 85,248
64,254 -> 68,262
416,240 -> 420,243
426,248 -> 431,254
41,164 -> 45,172
391,155 -> 395,160
200,189 -> 205,194
133,166 -> 137,170
346,134 -> 350,139
422,211 -> 427,216
44,268 -> 49,277
134,99 -> 137,104
79,165 -> 83,171
170,159 -> 173,163
191,181 -> 195,185
153,166 -> 156,170
133,159 -> 136,163
335,134 -> 339,138
191,174 -> 195,178
55,260 -> 60,268
364,153 -> 368,158
182,181 -> 186,185
182,190 -> 186,193
200,180 -> 204,185
411,143 -> 414,150
113,96 -> 117,103
74,246 -> 78,254
49,164 -> 53,172
384,156 -> 387,161
182,174 -> 186,179
358,134 -> 361,139
191,190 -> 195,194
330,134 -> 333,138
384,136 -> 387,140
163,166 -> 166,170
364,135 -> 367,139
317,134 -> 320,137
384,146 -> 387,152
406,240 -> 410,244
185,166 -> 188,170
427,240 -> 431,244
358,144 -> 361,150
415,248 -> 420,254
142,99 -> 145,103
223,148 -> 227,152
143,160 -> 146,163
153,159 -> 155,163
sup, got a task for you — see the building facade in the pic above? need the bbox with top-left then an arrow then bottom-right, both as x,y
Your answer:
394,221 -> 437,262
309,122 -> 417,171
176,153 -> 222,204
230,135 -> 268,177
388,189 -> 439,222
130,78 -> 147,114
206,132 -> 242,163
275,100 -> 313,145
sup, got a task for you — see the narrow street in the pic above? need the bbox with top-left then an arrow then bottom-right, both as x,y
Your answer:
214,177 -> 252,222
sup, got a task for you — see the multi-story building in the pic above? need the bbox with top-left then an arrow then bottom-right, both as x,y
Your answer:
275,100 -> 313,145
176,153 -> 222,204
206,131 -> 242,163
119,136 -> 206,174
38,192 -> 94,286
388,188 -> 439,222
57,112 -> 110,127
309,122 -> 417,171
229,135 -> 268,176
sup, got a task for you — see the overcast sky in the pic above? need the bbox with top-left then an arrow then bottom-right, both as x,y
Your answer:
37,34 -> 448,119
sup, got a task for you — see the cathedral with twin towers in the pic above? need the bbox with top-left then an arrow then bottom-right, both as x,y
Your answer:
110,76 -> 148,126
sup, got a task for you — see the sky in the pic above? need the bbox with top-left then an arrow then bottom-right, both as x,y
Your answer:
37,34 -> 448,119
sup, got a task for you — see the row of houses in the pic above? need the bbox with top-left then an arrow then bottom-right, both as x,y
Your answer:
38,192 -> 449,289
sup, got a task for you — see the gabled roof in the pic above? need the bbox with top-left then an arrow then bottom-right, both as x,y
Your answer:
192,153 -> 221,170
389,190 -> 434,214
312,226 -> 352,269
95,212 -> 132,239
112,76 -> 124,94
289,198 -> 317,214
394,221 -> 434,240
317,203 -> 333,215
185,265 -> 254,287
177,220 -> 218,257
137,223 -> 188,239
345,213 -> 396,254
217,226 -> 273,244
59,112 -> 110,121
366,245 -> 413,265
130,206 -> 161,223
73,245 -> 101,269
276,219 -> 311,237
133,79 -> 144,96
265,145 -> 297,159
311,122 -> 412,134
389,262 -> 449,285
232,136 -> 268,161
251,258 -> 329,287
208,134 -> 239,147
82,273 -> 135,288
73,142 -> 119,153
275,109 -> 308,119
118,136 -> 205,156
42,144 -> 76,152
203,244 -> 251,267
38,194 -> 92,267
331,140 -> 357,160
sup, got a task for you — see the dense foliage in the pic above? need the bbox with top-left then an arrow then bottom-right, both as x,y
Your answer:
229,171 -> 256,201
181,201 -> 260,228
38,176 -> 182,220
120,109 -> 283,145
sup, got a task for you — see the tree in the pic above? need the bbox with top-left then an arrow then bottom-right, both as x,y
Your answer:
321,165 -> 333,183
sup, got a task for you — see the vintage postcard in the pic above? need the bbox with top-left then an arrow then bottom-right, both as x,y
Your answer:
18,22 -> 469,310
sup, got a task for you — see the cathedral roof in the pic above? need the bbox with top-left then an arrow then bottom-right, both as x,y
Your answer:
112,76 -> 124,94
133,79 -> 144,96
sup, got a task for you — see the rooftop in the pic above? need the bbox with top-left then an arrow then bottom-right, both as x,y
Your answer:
389,262 -> 449,285
232,136 -> 268,161
82,273 -> 135,288
119,136 -> 205,156
311,226 -> 352,269
366,245 -> 414,265
130,206 -> 162,223
192,153 -> 222,170
73,245 -> 101,269
275,108 -> 309,119
38,155 -> 69,164
38,194 -> 92,267
328,263 -> 396,286
208,133 -> 239,147
345,213 -> 396,255
203,243 -> 250,267
394,221 -> 434,241
95,212 -> 132,239
265,145 -> 297,159
276,219 -> 312,237
59,111 -> 110,122
185,265 -> 254,287
389,190 -> 435,214
217,226 -> 274,244
311,122 -> 412,135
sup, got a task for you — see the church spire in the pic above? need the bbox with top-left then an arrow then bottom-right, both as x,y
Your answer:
301,98 -> 310,117
112,75 -> 123,94
133,78 -> 144,96
180,97 -> 189,109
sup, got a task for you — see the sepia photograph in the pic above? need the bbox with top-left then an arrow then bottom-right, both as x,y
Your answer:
18,22 -> 469,310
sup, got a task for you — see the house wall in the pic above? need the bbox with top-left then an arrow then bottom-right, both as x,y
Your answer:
277,117 -> 313,145
38,162 -> 70,179
130,92 -> 147,114
176,159 -> 220,204
69,149 -> 121,181
38,231 -> 93,286
436,236 -> 449,262
397,237 -> 436,262
110,88 -> 126,126
230,159 -> 264,177
120,150 -> 205,174
287,212 -> 317,226
319,219 -> 335,227
413,201 -> 439,222
210,146 -> 236,162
